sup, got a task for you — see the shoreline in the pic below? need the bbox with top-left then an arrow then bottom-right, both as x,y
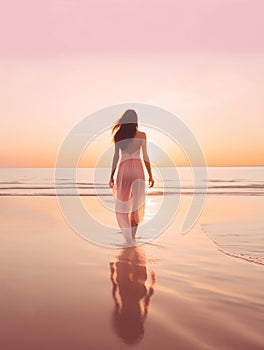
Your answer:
0,196 -> 263,349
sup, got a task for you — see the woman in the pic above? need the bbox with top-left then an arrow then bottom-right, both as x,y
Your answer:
109,109 -> 154,243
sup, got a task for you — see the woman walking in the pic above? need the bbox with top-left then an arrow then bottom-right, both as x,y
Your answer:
109,109 -> 154,243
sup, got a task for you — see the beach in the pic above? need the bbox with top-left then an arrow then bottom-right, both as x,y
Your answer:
2,0 -> 264,347
1,183 -> 264,349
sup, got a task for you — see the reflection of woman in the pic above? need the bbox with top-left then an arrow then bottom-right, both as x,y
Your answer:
109,247 -> 156,345
109,109 -> 154,243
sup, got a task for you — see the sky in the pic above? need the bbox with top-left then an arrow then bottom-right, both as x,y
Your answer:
1,0 -> 264,167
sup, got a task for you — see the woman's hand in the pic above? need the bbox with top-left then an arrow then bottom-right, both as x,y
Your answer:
149,177 -> 154,188
109,177 -> 114,188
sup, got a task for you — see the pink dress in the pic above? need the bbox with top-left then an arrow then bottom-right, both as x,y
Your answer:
114,147 -> 145,241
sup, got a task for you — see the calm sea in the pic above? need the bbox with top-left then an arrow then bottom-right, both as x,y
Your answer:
1,167 -> 263,265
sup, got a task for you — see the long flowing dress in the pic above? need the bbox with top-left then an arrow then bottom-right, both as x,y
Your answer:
114,147 -> 145,241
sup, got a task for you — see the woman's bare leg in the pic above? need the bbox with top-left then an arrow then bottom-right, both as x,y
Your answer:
130,211 -> 138,239
130,178 -> 145,239
115,178 -> 133,242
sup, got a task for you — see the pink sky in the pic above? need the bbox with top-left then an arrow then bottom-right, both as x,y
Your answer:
1,0 -> 264,57
1,0 -> 264,167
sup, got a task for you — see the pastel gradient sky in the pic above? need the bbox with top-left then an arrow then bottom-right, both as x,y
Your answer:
1,0 -> 264,167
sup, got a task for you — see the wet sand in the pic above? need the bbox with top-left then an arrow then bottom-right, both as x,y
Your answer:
0,196 -> 263,350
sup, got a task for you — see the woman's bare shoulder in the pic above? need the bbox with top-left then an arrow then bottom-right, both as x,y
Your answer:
136,130 -> 146,139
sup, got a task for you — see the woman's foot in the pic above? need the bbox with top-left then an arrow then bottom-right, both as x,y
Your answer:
122,227 -> 134,244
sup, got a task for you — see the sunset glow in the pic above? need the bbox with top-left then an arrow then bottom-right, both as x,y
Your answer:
1,0 -> 263,167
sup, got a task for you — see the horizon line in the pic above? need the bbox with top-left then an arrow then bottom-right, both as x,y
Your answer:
1,165 -> 264,169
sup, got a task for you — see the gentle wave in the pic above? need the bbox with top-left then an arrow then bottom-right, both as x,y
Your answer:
0,183 -> 264,196
201,222 -> 264,266
1,167 -> 264,196
1,188 -> 264,196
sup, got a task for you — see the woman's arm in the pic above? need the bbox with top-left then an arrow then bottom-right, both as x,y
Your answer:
109,143 -> 119,188
142,133 -> 154,188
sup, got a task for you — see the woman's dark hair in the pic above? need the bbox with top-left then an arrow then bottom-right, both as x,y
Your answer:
112,109 -> 138,149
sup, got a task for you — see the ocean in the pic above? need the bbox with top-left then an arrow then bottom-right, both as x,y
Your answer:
1,166 -> 263,265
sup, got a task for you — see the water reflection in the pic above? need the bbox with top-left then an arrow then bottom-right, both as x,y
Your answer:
109,246 -> 156,345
